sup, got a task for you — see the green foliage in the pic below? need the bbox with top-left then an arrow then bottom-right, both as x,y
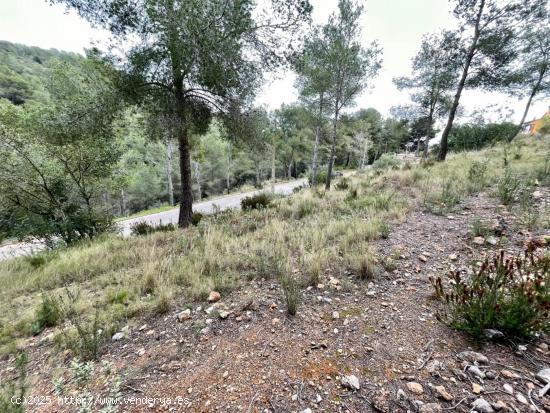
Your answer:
61,292 -> 105,361
372,154 -> 400,171
431,247 -> 550,340
335,177 -> 350,190
0,58 -> 121,244
0,40 -> 82,105
424,179 -> 461,214
241,193 -> 272,210
191,212 -> 204,226
470,217 -> 492,238
130,221 -> 175,236
467,160 -> 488,191
0,352 -> 28,413
309,169 -> 328,186
497,168 -> 521,205
448,123 -> 519,151
32,294 -> 62,335
280,274 -> 300,316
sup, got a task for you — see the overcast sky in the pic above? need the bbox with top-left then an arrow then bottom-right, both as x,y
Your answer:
1,0 -> 548,124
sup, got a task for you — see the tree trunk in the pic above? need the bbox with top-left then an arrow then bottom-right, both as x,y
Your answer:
424,111 -> 434,158
226,143 -> 232,194
120,189 -> 126,216
360,134 -> 369,169
325,107 -> 340,190
193,160 -> 202,202
438,0 -> 485,161
518,71 -> 544,129
287,160 -> 293,179
165,138 -> 174,206
177,123 -> 193,228
311,92 -> 324,186
271,135 -> 276,192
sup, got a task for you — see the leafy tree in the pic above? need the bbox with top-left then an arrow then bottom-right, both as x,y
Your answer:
0,59 -> 121,244
53,0 -> 312,227
275,105 -> 313,179
448,122 -> 519,150
438,0 -> 547,161
294,28 -> 332,186
321,0 -> 382,189
506,18 -> 550,126
0,40 -> 81,105
394,31 -> 459,157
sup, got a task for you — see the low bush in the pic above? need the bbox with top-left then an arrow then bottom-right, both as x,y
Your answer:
241,193 -> 271,210
280,274 -> 300,316
308,169 -> 328,186
467,160 -> 488,192
32,294 -> 62,335
430,246 -> 550,340
497,168 -> 521,205
470,217 -> 492,238
373,154 -> 400,171
60,291 -> 106,361
130,221 -> 175,236
191,212 -> 204,226
424,179 -> 461,214
335,177 -> 350,190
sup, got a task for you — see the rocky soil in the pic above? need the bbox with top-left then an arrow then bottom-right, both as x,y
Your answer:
2,191 -> 549,413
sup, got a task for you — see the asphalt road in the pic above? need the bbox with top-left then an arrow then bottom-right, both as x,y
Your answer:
0,179 -> 307,261
119,178 -> 307,236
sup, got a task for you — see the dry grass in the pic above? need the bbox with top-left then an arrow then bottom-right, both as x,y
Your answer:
0,134 -> 548,355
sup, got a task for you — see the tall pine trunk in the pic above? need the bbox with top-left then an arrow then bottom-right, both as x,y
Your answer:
311,92 -> 324,186
193,160 -> 202,202
360,133 -> 369,169
424,110 -> 434,158
271,135 -> 276,192
518,71 -> 544,129
325,106 -> 339,190
438,0 -> 485,161
165,138 -> 174,206
177,121 -> 193,228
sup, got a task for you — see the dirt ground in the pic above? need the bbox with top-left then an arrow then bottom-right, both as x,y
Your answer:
3,190 -> 549,413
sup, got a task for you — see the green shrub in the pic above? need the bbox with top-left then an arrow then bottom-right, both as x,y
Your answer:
61,291 -> 105,361
294,199 -> 315,219
424,179 -> 461,214
191,212 -> 204,226
280,274 -> 300,316
130,221 -> 175,236
350,254 -> 377,280
430,247 -> 550,340
497,168 -> 520,205
241,193 -> 271,210
467,160 -> 488,191
335,177 -> 350,190
372,154 -> 400,171
308,169 -> 328,186
32,294 -> 62,335
470,217 -> 492,238
516,186 -> 538,230
448,122 -> 518,151
0,352 -> 28,413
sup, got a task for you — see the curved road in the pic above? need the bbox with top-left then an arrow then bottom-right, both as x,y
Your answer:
0,179 -> 307,261
119,178 -> 307,236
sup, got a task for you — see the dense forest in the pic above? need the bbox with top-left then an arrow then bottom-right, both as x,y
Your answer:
0,41 -> 417,242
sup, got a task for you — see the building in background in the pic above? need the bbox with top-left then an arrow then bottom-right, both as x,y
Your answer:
523,107 -> 550,134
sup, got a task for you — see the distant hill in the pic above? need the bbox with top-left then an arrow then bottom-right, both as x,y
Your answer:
0,40 -> 82,105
